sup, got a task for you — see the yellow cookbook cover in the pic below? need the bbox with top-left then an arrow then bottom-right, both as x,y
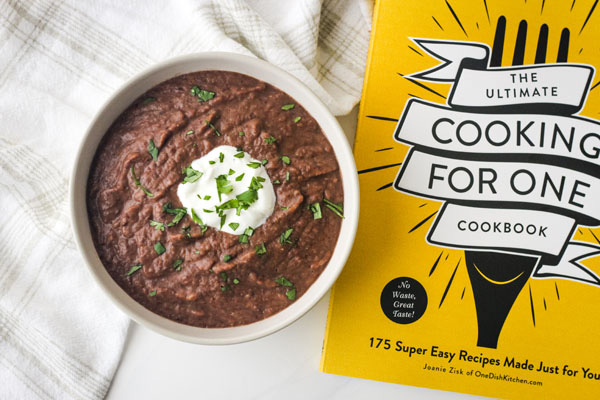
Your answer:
321,0 -> 600,398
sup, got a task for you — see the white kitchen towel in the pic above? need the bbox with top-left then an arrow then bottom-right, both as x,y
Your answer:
0,1 -> 370,399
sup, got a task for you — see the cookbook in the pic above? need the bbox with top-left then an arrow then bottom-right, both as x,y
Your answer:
320,0 -> 600,398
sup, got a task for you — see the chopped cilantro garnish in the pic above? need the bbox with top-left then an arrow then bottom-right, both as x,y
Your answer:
203,208 -> 214,213
275,276 -> 297,300
294,116 -> 301,123
281,103 -> 295,110
247,161 -> 261,169
235,173 -> 245,181
220,214 -> 227,229
220,286 -> 229,292
209,160 -> 216,165
163,203 -> 187,226
228,222 -> 240,231
205,120 -> 221,136
236,189 -> 258,204
154,241 -> 166,255
181,225 -> 191,238
280,228 -> 294,245
280,155 -> 291,165
130,166 -> 154,197
191,208 -> 203,225
239,131 -> 245,136
190,86 -> 215,102
219,152 -> 225,163
148,139 -> 158,161
310,202 -> 322,219
195,250 -> 200,254
142,97 -> 156,104
149,220 -> 165,231
249,177 -> 264,190
149,290 -> 157,297
280,206 -> 290,210
234,151 -> 244,158
323,198 -> 344,218
173,258 -> 183,271
275,276 -> 293,287
273,180 -> 281,184
204,195 -> 211,200
264,136 -> 277,144
228,168 -> 235,175
186,129 -> 194,135
285,171 -> 290,182
127,264 -> 142,276
285,288 -> 296,300
255,242 -> 267,255
216,174 -> 233,201
261,159 -> 268,166
200,224 -> 208,234
223,254 -> 232,262
233,278 -> 240,284
240,227 -> 254,244
182,165 -> 203,184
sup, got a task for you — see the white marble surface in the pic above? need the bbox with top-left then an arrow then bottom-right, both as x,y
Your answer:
106,108 -> 488,400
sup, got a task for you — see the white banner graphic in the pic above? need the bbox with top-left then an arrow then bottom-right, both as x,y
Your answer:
397,150 -> 600,220
395,99 -> 600,167
407,39 -> 593,113
450,65 -> 593,110
428,204 -> 576,256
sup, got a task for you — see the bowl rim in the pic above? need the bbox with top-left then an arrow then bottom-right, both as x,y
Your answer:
69,52 -> 359,345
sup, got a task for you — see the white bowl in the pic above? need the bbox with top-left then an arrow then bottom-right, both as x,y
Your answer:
70,52 -> 359,344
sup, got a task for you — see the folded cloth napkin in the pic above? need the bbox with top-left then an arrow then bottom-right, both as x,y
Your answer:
0,0 -> 370,398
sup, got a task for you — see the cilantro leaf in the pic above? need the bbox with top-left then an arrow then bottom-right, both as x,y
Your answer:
182,165 -> 203,184
173,258 -> 183,271
149,220 -> 165,231
310,202 -> 322,219
216,174 -> 233,201
148,139 -> 158,161
275,276 -> 293,287
163,203 -> 187,226
191,208 -> 203,225
154,242 -> 166,255
190,86 -> 215,102
255,242 -> 267,255
127,264 -> 142,276
130,166 -> 154,197
323,198 -> 344,218
285,288 -> 297,300
279,228 -> 294,245
239,227 -> 254,244
205,120 -> 221,136
281,103 -> 295,110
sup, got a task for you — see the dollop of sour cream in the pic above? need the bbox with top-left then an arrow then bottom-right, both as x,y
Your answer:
177,145 -> 276,235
